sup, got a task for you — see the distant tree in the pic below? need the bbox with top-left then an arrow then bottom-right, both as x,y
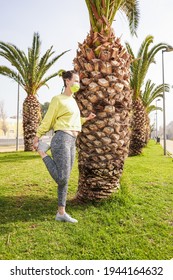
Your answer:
166,121 -> 173,139
0,101 -> 8,135
141,79 -> 169,144
41,102 -> 50,119
150,122 -> 155,138
0,32 -> 69,151
126,35 -> 171,156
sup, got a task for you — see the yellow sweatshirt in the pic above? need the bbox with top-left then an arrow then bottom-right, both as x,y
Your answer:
36,94 -> 86,138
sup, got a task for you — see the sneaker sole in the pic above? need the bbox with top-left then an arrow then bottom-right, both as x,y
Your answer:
55,217 -> 78,223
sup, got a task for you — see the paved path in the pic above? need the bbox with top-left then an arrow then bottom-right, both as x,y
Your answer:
0,136 -> 51,153
0,145 -> 24,152
160,140 -> 173,156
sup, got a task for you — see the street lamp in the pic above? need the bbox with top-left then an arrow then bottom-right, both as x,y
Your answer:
162,47 -> 173,155
16,74 -> 20,151
155,98 -> 160,139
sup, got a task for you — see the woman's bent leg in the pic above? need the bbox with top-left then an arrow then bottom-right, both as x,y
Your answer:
43,131 -> 77,223
44,131 -> 76,207
42,155 -> 59,183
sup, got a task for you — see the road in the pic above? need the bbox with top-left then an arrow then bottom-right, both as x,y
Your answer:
0,136 -> 51,152
0,138 -> 24,152
0,138 -> 24,146
0,145 -> 24,152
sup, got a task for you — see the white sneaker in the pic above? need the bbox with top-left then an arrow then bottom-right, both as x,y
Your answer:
37,140 -> 50,153
55,212 -> 78,223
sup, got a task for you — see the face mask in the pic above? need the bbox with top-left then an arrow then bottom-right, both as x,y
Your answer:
70,83 -> 80,93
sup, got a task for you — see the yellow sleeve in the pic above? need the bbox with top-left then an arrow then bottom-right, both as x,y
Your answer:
81,117 -> 86,125
36,96 -> 59,138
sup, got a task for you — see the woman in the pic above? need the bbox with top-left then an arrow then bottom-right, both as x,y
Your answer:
33,70 -> 96,223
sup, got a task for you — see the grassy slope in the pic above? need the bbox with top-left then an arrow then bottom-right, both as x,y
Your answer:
0,141 -> 173,260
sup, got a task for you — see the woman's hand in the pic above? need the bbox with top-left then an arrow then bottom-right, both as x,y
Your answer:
33,136 -> 39,150
86,112 -> 96,121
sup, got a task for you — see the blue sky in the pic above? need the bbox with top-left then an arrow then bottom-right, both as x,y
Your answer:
0,0 -> 173,128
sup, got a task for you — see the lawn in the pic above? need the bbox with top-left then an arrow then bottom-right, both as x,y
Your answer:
0,140 -> 173,260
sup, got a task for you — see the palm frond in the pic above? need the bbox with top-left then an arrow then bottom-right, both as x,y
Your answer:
85,0 -> 139,35
27,33 -> 41,91
141,79 -> 155,104
148,42 -> 170,64
125,41 -> 135,76
125,42 -> 135,58
136,35 -> 153,58
0,33 -> 69,96
85,0 -> 98,31
134,36 -> 154,95
120,0 -> 140,36
35,49 -> 70,87
108,0 -> 123,24
0,65 -> 25,88
36,72 -> 59,91
127,35 -> 171,99
148,105 -> 162,114
142,79 -> 170,109
0,42 -> 27,79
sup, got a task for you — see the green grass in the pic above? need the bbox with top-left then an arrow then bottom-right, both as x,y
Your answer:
0,140 -> 173,260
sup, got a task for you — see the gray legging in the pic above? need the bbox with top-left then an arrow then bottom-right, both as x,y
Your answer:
43,130 -> 76,207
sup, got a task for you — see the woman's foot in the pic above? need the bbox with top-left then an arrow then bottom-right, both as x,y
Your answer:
37,141 -> 50,158
55,212 -> 78,223
37,141 -> 50,152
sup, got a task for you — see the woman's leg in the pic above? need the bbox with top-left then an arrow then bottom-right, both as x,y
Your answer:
41,131 -> 76,217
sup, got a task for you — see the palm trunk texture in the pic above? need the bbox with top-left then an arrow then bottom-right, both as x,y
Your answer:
129,98 -> 147,156
74,29 -> 132,202
145,115 -> 150,145
23,95 -> 41,151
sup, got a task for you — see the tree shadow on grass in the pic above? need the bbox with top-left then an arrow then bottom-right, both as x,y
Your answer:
0,195 -> 57,225
0,190 -> 128,236
0,194 -> 92,225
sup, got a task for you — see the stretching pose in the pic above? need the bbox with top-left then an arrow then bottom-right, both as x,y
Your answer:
33,70 -> 96,223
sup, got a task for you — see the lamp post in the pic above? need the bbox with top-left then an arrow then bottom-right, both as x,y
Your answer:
16,74 -> 20,151
162,47 -> 173,155
155,98 -> 160,139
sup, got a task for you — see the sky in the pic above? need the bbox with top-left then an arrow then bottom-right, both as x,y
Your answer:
0,0 -> 173,129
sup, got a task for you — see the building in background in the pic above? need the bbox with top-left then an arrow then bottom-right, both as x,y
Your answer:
0,116 -> 23,138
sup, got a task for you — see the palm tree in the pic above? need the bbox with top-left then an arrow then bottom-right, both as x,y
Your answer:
125,35 -> 170,156
0,33 -> 69,151
141,79 -> 169,143
73,0 -> 140,202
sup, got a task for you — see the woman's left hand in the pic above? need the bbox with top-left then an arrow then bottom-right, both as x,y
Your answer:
86,112 -> 96,121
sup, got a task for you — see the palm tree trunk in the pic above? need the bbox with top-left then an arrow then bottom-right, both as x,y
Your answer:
145,114 -> 150,145
74,30 -> 132,202
23,95 -> 41,151
129,98 -> 147,156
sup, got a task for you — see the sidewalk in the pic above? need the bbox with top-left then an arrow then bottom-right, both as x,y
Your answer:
0,136 -> 51,153
160,140 -> 173,156
0,145 -> 24,152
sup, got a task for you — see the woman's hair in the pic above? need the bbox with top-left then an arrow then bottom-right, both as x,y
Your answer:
58,69 -> 78,87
